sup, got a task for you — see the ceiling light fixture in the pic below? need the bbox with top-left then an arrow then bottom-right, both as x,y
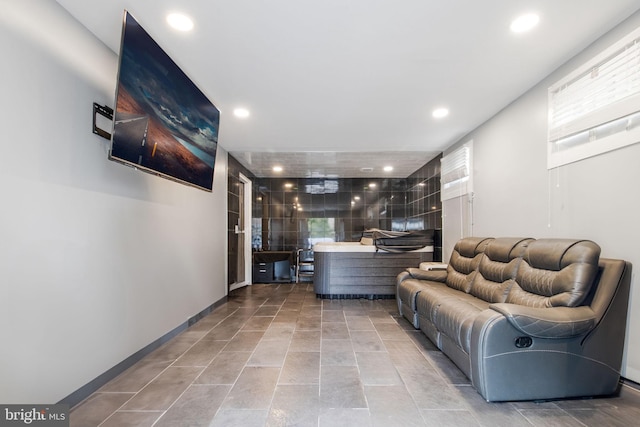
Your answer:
273,166 -> 283,173
166,13 -> 194,32
234,108 -> 250,118
510,13 -> 540,33
383,166 -> 393,172
432,107 -> 449,119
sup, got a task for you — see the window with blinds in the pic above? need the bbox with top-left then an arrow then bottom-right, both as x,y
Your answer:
548,27 -> 640,169
441,141 -> 472,201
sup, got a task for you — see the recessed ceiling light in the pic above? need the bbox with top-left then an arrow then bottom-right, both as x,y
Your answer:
432,107 -> 449,119
383,166 -> 393,172
234,108 -> 250,118
510,13 -> 539,33
273,166 -> 283,173
166,13 -> 194,32
369,182 -> 377,188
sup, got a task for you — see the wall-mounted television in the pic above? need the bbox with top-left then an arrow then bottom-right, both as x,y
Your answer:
110,11 -> 219,192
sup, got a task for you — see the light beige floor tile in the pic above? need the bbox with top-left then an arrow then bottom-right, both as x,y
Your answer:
221,366 -> 280,410
120,366 -> 203,411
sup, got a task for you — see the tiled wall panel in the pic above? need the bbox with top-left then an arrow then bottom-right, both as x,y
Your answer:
249,155 -> 443,260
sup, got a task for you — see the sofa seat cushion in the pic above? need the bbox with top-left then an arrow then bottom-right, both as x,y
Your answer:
507,239 -> 601,308
415,282 -> 470,323
434,296 -> 490,353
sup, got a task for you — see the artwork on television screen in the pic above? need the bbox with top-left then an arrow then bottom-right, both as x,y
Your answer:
110,11 -> 219,192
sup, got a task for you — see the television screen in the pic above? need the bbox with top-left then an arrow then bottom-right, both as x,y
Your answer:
110,11 -> 219,191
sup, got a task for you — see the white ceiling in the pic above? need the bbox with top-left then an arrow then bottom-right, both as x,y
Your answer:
56,0 -> 640,178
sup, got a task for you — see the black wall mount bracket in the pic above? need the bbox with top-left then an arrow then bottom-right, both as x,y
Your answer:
93,103 -> 114,140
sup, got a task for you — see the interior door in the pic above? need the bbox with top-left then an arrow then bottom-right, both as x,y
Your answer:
230,173 -> 253,291
441,141 -> 474,263
442,193 -> 473,263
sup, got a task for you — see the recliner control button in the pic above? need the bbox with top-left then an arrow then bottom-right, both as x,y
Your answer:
515,336 -> 533,348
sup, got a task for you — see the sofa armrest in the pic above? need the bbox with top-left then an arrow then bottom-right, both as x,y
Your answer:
489,303 -> 596,339
405,267 -> 447,282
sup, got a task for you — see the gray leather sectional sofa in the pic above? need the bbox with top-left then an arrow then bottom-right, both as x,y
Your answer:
397,237 -> 631,402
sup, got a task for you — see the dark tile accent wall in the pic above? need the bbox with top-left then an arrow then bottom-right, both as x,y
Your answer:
406,153 -> 443,260
251,155 -> 443,261
253,178 -> 408,250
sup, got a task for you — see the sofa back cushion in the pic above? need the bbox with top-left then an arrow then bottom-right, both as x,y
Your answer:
470,238 -> 532,302
446,237 -> 493,293
506,239 -> 601,307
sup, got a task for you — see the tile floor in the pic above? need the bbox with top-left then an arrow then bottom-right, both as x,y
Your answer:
70,283 -> 640,427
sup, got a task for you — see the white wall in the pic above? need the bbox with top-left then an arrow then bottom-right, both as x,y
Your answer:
444,10 -> 640,382
0,0 -> 228,403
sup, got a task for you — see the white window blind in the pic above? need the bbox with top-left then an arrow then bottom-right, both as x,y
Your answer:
548,27 -> 640,169
441,141 -> 472,201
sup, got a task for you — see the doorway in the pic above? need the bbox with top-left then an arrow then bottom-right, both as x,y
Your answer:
441,141 -> 473,262
229,173 -> 253,291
